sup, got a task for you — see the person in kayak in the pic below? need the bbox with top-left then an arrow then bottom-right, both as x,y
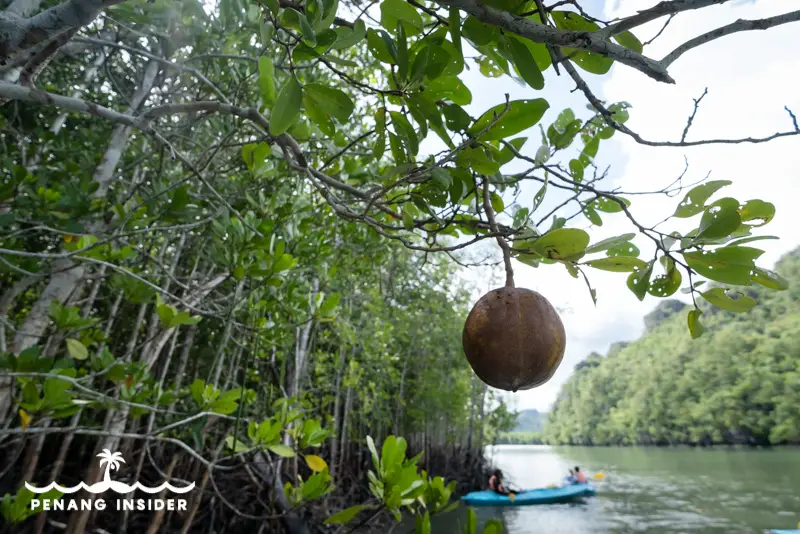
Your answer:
488,469 -> 510,495
574,466 -> 587,484
488,469 -> 526,495
566,469 -> 576,484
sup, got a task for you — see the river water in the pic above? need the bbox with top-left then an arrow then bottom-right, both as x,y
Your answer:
432,445 -> 800,534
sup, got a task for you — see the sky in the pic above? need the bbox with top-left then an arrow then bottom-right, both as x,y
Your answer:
427,0 -> 800,412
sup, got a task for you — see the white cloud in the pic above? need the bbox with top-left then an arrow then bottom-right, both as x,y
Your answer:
456,0 -> 800,412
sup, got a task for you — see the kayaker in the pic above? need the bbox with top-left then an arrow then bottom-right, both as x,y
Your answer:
488,469 -> 510,495
574,466 -> 587,484
566,469 -> 576,484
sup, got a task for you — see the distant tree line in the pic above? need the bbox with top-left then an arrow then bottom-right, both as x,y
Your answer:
545,248 -> 800,447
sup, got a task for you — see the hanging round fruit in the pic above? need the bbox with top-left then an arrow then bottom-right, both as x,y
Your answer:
461,178 -> 567,392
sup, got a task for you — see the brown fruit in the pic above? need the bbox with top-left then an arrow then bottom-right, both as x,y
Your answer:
462,286 -> 566,392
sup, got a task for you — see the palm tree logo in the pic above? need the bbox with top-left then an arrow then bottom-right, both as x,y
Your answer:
96,449 -> 126,492
25,449 -> 195,495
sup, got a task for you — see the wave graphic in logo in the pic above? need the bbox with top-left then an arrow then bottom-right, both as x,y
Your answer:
25,449 -> 195,495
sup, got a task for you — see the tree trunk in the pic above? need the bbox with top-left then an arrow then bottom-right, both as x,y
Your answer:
0,57 -> 162,417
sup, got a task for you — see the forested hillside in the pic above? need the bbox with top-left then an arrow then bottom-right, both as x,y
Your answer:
514,409 -> 545,433
546,248 -> 800,447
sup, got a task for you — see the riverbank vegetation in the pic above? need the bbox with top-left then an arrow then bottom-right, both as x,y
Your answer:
546,248 -> 800,447
1,0 -> 799,531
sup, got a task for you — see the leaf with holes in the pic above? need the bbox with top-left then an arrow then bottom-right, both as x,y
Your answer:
674,180 -> 732,218
648,256 -> 682,297
585,256 -> 647,273
701,287 -> 756,312
607,241 -> 640,258
469,99 -> 549,141
585,233 -> 635,254
739,199 -> 775,227
683,246 -> 764,286
521,228 -> 589,261
595,196 -> 630,213
627,261 -> 653,301
751,266 -> 789,290
696,198 -> 742,240
381,0 -> 423,35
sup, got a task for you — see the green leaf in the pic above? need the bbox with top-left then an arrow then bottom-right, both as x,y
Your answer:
366,435 -> 380,471
298,12 -> 318,46
270,77 -> 303,136
380,0 -> 423,35
751,266 -> 789,290
66,339 -> 88,360
585,256 -> 647,273
268,444 -> 296,457
696,198 -> 742,240
688,308 -> 704,339
367,29 -> 396,63
466,507 -> 477,534
594,196 -> 630,213
519,228 -> 590,261
482,519 -> 504,534
532,176 -> 548,212
469,99 -> 549,141
700,287 -> 756,312
507,35 -> 544,90
396,22 -> 408,81
332,20 -> 367,49
683,246 -> 764,286
325,504 -> 372,525
258,57 -> 276,106
462,16 -> 496,47
304,84 -> 355,122
739,199 -> 775,227
261,20 -> 275,46
449,8 -> 463,61
390,112 -> 419,156
318,293 -> 340,316
583,203 -> 602,226
627,261 -> 653,301
674,180 -> 732,218
648,256 -> 682,297
613,31 -> 643,53
402,210 -> 414,230
585,233 -> 635,254
426,76 -> 472,106
190,379 -> 205,407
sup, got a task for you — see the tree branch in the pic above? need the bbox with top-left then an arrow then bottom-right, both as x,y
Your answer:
662,9 -> 800,67
599,0 -> 730,38
434,0 -> 675,83
0,0 -> 125,59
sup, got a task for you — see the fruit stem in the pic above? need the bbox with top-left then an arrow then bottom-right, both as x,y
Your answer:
481,176 -> 515,288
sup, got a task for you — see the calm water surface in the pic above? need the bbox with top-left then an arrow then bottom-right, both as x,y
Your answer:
433,445 -> 800,534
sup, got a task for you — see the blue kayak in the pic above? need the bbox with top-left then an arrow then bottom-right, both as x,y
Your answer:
767,531 -> 800,534
462,483 -> 596,507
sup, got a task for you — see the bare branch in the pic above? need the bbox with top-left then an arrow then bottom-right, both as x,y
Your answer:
599,0 -> 731,38
681,87 -> 707,142
662,9 -> 800,67
558,54 -> 800,147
